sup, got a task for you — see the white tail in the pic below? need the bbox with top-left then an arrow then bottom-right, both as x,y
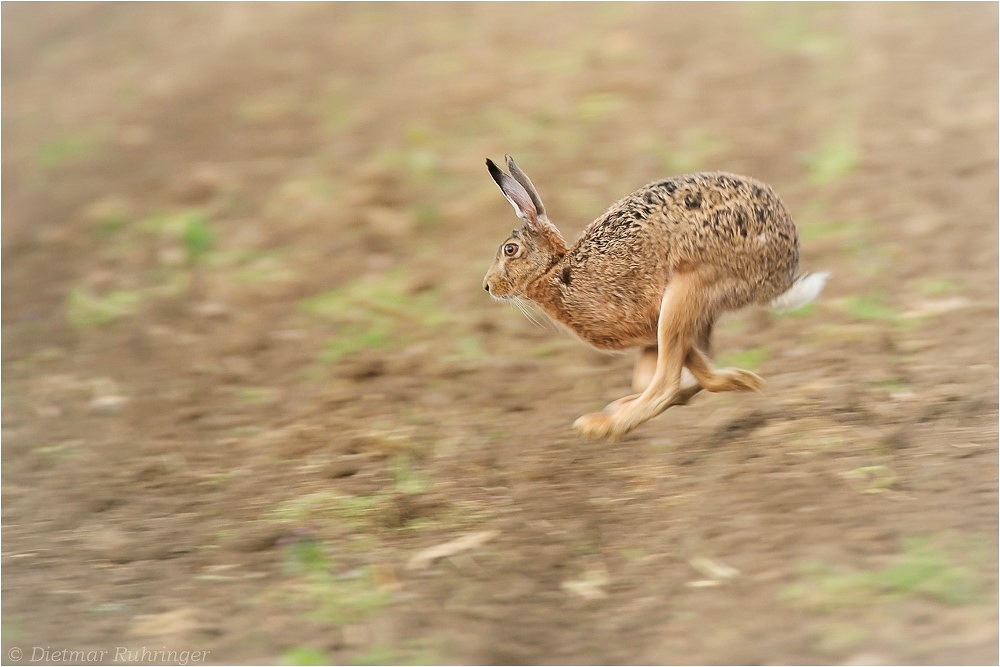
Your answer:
769,272 -> 829,311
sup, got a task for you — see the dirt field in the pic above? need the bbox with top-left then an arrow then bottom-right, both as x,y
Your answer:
2,4 -> 997,665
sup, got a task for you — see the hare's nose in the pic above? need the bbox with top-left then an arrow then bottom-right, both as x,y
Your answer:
483,281 -> 491,293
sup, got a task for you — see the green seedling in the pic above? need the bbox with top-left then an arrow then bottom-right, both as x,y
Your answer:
847,236 -> 893,278
315,78 -> 359,136
230,252 -> 295,284
182,213 -> 216,263
620,547 -> 646,561
413,202 -> 442,233
806,434 -> 845,452
455,334 -> 487,359
798,219 -> 844,242
138,209 -> 217,263
304,567 -> 392,626
323,105 -> 357,135
95,216 -> 127,238
576,92 -> 626,123
843,294 -> 899,323
236,387 -> 278,405
797,215 -> 867,244
36,131 -> 105,169
660,130 -> 728,174
66,288 -> 142,328
2,624 -> 24,642
390,455 -> 430,494
214,528 -> 238,543
319,323 -> 394,363
717,346 -> 769,371
301,272 -> 444,326
404,123 -> 434,146
302,272 -> 447,363
86,196 -> 131,238
277,539 -> 393,627
35,441 -> 80,464
749,5 -> 843,58
842,464 -> 897,493
370,145 -> 441,183
531,47 -> 588,77
804,127 -> 859,186
463,108 -> 543,146
529,340 -> 564,358
283,537 -> 329,576
269,491 -> 386,529
717,316 -> 746,333
917,277 -> 962,296
875,378 -> 909,392
784,537 -> 979,610
776,302 -> 817,318
283,647 -> 330,667
148,269 -> 191,298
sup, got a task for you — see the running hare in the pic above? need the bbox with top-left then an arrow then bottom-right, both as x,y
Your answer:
483,154 -> 827,439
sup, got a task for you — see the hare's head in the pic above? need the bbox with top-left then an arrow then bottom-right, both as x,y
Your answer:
483,155 -> 567,298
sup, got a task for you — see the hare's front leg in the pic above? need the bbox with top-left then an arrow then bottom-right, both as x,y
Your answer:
600,346 -> 659,412
603,346 -> 700,413
575,273 -> 707,439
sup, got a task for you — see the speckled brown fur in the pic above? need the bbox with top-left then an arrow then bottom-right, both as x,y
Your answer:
527,173 -> 798,349
483,155 -> 821,438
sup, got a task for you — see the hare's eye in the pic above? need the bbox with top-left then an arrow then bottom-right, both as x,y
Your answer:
503,242 -> 519,257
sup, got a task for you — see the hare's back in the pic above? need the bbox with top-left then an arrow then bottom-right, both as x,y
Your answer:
587,172 -> 795,241
581,172 -> 799,286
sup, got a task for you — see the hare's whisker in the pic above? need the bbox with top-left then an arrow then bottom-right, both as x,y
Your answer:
509,298 -> 537,328
513,297 -> 549,330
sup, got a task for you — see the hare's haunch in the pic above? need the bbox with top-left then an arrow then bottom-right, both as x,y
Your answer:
483,155 -> 827,439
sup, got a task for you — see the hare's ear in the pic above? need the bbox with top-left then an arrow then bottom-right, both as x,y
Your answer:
487,158 -> 538,223
487,157 -> 568,255
505,154 -> 547,222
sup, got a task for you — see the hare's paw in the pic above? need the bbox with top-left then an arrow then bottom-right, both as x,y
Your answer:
573,411 -> 618,439
703,368 -> 765,393
724,368 -> 765,392
575,393 -> 650,438
574,408 -> 645,439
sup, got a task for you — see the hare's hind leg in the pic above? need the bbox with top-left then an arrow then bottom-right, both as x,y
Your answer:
574,271 -> 709,438
685,347 -> 764,393
684,301 -> 764,393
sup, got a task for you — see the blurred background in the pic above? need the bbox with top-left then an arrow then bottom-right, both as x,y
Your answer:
2,3 -> 997,664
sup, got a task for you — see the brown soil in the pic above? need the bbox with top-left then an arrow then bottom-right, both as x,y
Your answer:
3,4 -> 997,665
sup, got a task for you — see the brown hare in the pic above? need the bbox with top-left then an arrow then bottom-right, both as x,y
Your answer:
483,154 -> 827,439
